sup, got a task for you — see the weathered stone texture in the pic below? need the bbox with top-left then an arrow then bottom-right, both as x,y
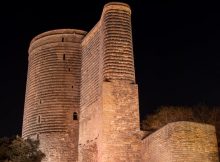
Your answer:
101,81 -> 141,161
141,121 -> 219,162
79,21 -> 103,161
102,3 -> 135,83
81,22 -> 102,109
22,2 -> 220,162
22,29 -> 86,162
38,133 -> 78,162
79,2 -> 141,162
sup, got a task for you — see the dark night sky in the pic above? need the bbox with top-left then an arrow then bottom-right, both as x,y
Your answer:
0,0 -> 220,137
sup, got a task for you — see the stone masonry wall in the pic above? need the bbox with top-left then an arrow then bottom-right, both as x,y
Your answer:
22,2 -> 220,162
80,22 -> 103,110
22,29 -> 86,162
79,2 -> 141,161
79,22 -> 103,161
102,2 -> 135,83
101,81 -> 141,161
141,121 -> 219,162
37,132 -> 78,162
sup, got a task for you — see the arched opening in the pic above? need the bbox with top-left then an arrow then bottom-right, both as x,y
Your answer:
73,112 -> 78,120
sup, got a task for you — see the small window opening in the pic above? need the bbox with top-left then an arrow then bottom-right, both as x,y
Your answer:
63,54 -> 65,60
62,37 -> 64,42
39,99 -> 41,104
38,116 -> 41,123
73,112 -> 78,120
68,68 -> 70,71
104,78 -> 111,82
72,86 -> 73,88
36,134 -> 39,140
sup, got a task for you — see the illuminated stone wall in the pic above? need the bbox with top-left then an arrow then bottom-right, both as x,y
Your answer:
79,21 -> 103,161
141,121 -> 219,162
102,2 -> 135,82
79,2 -> 141,161
22,2 -> 220,162
22,29 -> 86,162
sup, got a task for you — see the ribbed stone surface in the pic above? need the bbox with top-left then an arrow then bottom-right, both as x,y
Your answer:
22,29 -> 86,162
102,2 -> 135,83
81,23 -> 102,109
21,2 -> 219,162
141,122 -> 219,162
79,3 -> 141,162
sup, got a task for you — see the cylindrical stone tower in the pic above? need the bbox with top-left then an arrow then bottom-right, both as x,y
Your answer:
102,2 -> 135,83
22,29 -> 87,162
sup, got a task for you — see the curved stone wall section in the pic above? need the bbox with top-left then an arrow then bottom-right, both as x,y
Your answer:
23,29 -> 86,136
102,3 -> 135,83
141,121 -> 219,162
22,29 -> 86,162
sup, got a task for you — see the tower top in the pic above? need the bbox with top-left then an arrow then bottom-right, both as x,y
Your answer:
30,29 -> 87,45
29,29 -> 87,53
104,2 -> 130,8
103,2 -> 131,14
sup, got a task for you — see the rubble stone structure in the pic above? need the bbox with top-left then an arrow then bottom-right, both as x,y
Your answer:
22,2 -> 219,162
141,122 -> 219,162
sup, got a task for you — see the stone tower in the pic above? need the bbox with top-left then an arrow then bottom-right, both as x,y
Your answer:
22,2 -> 141,161
78,2 -> 141,161
23,2 -> 219,162
22,29 -> 86,161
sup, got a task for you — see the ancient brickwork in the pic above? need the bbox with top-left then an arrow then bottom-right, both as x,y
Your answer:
38,132 -> 78,162
78,2 -> 141,162
79,21 -> 103,161
102,3 -> 135,82
80,22 -> 102,110
101,81 -> 141,161
22,29 -> 86,162
22,2 -> 220,162
141,121 -> 219,162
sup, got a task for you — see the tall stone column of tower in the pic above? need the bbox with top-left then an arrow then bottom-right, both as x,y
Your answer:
22,29 -> 86,162
79,2 -> 141,161
22,2 -> 141,162
22,2 -> 220,162
101,2 -> 141,161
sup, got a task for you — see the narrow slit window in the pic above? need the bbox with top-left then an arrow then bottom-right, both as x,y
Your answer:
63,54 -> 65,60
36,134 -> 39,140
62,37 -> 64,42
73,112 -> 78,120
68,68 -> 70,71
38,116 -> 41,123
72,86 -> 73,88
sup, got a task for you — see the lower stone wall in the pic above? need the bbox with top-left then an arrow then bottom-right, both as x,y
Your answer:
101,81 -> 142,161
38,133 -> 78,162
78,141 -> 98,162
78,99 -> 102,162
141,121 -> 219,162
